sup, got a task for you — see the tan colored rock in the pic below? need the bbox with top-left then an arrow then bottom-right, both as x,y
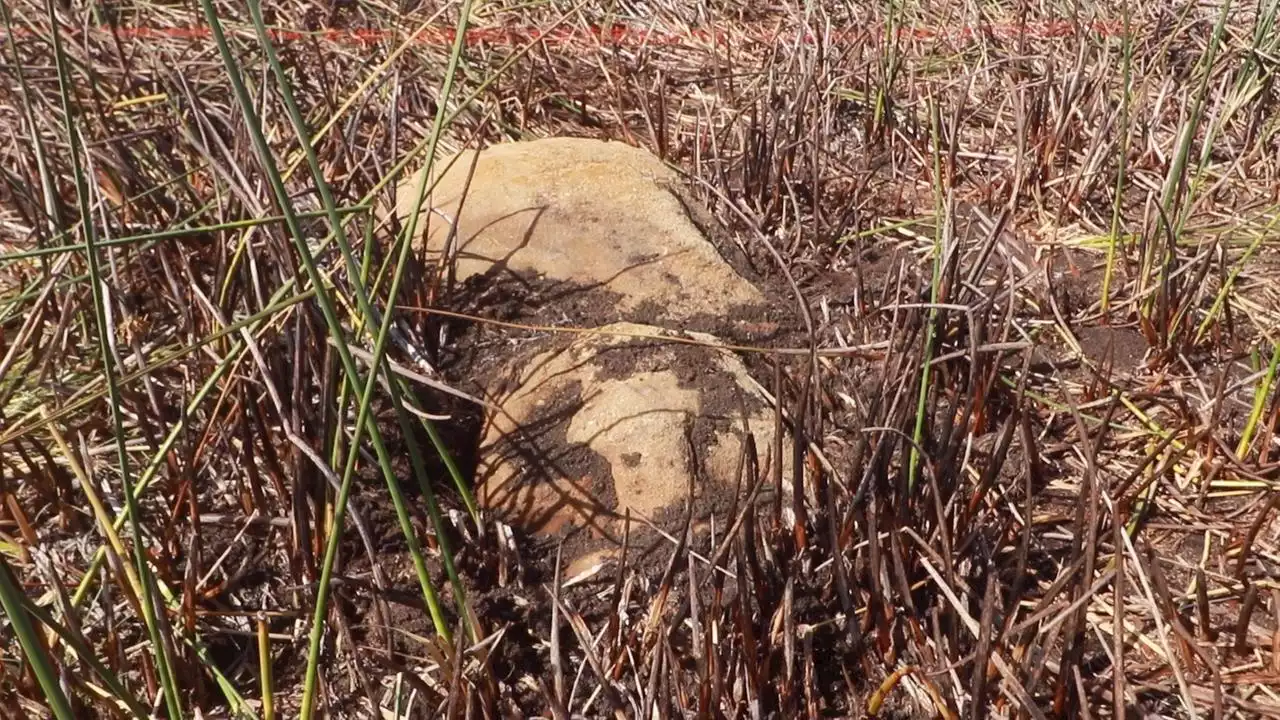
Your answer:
475,322 -> 789,548
392,136 -> 765,325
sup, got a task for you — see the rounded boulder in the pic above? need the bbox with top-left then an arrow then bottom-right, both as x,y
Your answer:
392,137 -> 766,328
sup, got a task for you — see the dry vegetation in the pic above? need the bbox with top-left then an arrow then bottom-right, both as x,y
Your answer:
2,0 -> 1280,717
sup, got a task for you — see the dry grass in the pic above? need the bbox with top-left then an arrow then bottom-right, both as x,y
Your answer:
2,0 -> 1280,717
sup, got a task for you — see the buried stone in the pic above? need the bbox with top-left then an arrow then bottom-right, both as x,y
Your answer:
387,136 -> 802,567
475,323 -> 795,564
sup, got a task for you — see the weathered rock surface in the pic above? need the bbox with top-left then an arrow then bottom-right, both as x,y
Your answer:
393,136 -> 767,328
474,322 -> 790,553
392,137 -> 799,568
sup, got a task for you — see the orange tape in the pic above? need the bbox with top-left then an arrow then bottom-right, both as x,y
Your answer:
0,20 -> 1126,49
